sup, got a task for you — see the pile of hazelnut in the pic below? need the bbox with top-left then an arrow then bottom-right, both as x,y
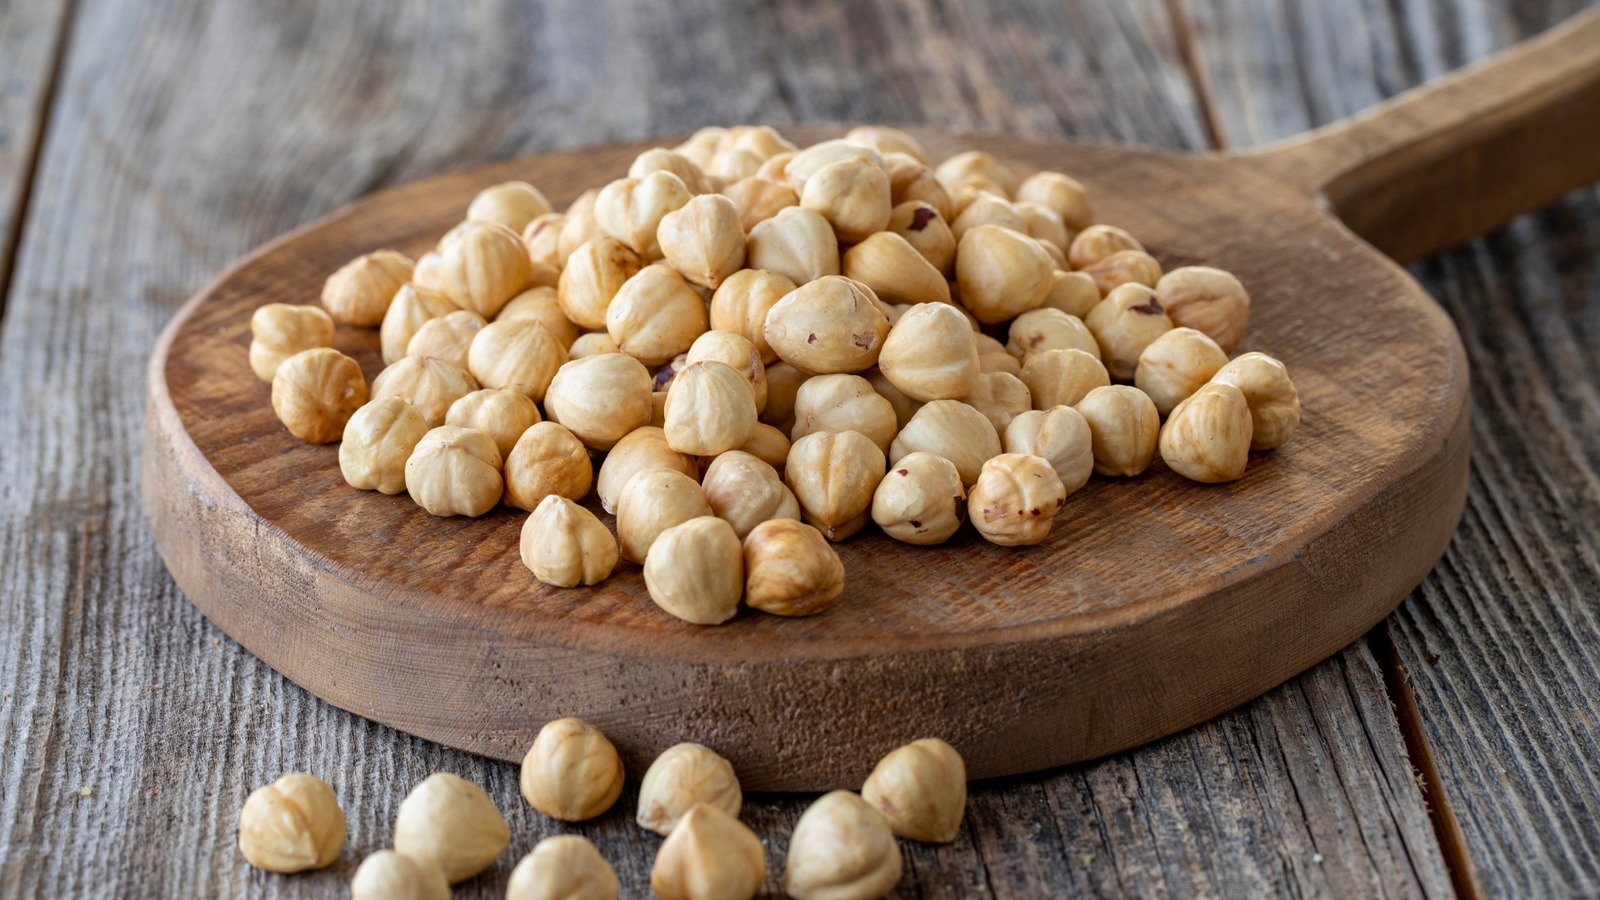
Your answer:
239,721 -> 964,899
252,124 -> 1300,625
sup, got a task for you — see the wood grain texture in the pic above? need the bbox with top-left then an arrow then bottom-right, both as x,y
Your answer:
1194,0 -> 1600,894
0,0 -> 1455,895
0,0 -> 73,310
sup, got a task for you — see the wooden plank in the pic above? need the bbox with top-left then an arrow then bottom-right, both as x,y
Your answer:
1193,0 -> 1600,894
0,0 -> 1446,894
0,0 -> 73,312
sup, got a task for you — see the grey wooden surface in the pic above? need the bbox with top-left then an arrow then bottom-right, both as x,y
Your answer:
0,0 -> 1591,896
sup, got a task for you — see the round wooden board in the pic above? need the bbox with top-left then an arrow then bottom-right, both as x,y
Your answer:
143,127 -> 1469,791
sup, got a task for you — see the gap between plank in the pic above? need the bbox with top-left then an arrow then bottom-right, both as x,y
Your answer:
0,0 -> 80,334
1162,0 -> 1229,150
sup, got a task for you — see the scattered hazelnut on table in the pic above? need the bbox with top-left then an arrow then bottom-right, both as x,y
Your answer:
466,318 -> 566,400
559,236 -> 644,331
637,743 -> 743,836
1015,200 -> 1070,253
687,330 -> 768,412
1017,170 -> 1095,232
617,467 -> 714,564
340,397 -> 430,494
785,139 -> 886,189
888,399 -> 1000,487
543,353 -> 654,451
631,147 -> 714,195
871,451 -> 966,545
1067,223 -> 1143,270
664,360 -> 760,456
658,193 -> 747,289
1005,307 -> 1098,363
1041,269 -> 1102,319
709,269 -> 795,364
763,275 -> 890,375
738,422 -> 793,470
746,206 -> 841,286
1156,265 -> 1251,352
790,373 -> 900,454
845,125 -> 927,162
467,180 -> 553,232
786,430 -> 887,541
784,790 -> 903,900
967,453 -> 1067,546
955,224 -> 1054,324
393,772 -> 510,884
702,451 -> 800,540
370,355 -> 479,428
650,803 -> 766,900
1135,327 -> 1229,416
643,516 -> 745,625
271,347 -> 367,443
445,387 -> 541,460
936,149 -> 1017,197
568,331 -> 620,358
498,286 -> 580,350
950,192 -> 1024,243
1085,283 -> 1175,381
520,717 -> 626,822
721,175 -> 800,232
503,420 -> 592,510
403,425 -> 504,517
885,154 -> 953,222
249,303 -> 334,381
1082,248 -> 1163,296
1211,351 -> 1301,450
801,157 -> 894,244
861,738 -> 968,843
507,835 -> 620,900
842,231 -> 951,306
595,171 -> 693,260
322,249 -> 413,327
877,302 -> 980,402
237,772 -> 344,873
958,370 -> 1033,433
406,308 -> 485,371
1005,406 -> 1095,495
521,213 -> 568,272
1160,382 -> 1255,483
595,425 -> 697,514
380,284 -> 458,365
606,263 -> 710,366
558,188 -> 604,265
1076,385 -> 1161,477
520,495 -> 618,588
885,199 -> 956,273
742,517 -> 845,616
349,850 -> 450,900
435,220 -> 534,318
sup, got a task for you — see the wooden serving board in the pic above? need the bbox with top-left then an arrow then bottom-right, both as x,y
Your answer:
142,13 -> 1599,791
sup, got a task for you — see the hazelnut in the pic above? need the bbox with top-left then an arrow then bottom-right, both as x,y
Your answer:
631,147 -> 714,195
687,330 -> 768,411
407,308 -> 486,370
710,269 -> 796,364
321,249 -> 413,326
1083,249 -> 1162,296
975,333 -> 1022,376
886,156 -> 954,222
707,147 -> 763,181
746,206 -> 841,286
596,171 -> 693,260
763,276 -> 889,375
1018,348 -> 1110,410
468,180 -> 553,232
660,361 -> 757,456
403,425 -> 503,516
959,371 -> 1033,433
845,125 -> 927,163
606,264 -> 710,366
842,231 -> 951,306
739,422 -> 793,470
559,236 -> 645,330
785,430 -> 887,541
878,302 -> 983,408
1036,236 -> 1069,269
467,318 -> 567,400
801,157 -> 893,244
1160,382 -> 1254,483
617,468 -> 713,564
888,399 -> 1000,487
237,773 -> 344,873
761,360 -> 807,433
520,717 -> 625,821
967,453 -> 1067,546
1017,171 -> 1095,232
436,220 -> 534,318
1004,406 -> 1094,494
871,451 -> 966,545
381,284 -> 458,365
1210,352 -> 1300,450
339,398 -> 431,494
790,373 -> 899,454
1067,223 -> 1143,269
1041,269 -> 1102,318
271,348 -> 368,443
393,772 -> 510,883
658,193 -> 747,289
718,124 -> 797,161
521,213 -> 568,272
950,193 -> 1024,243
558,188 -> 604,264
702,451 -> 800,540
1015,200 -> 1070,253
1085,284 -> 1174,381
860,738 -> 967,843
756,152 -> 792,183
1005,308 -> 1098,362
954,225 -> 1054,324
1135,327 -> 1228,416
498,286 -> 581,348
1156,266 -> 1251,352
1076,385 -> 1160,477
886,200 -> 956,274
503,421 -> 592,510
785,139 -> 886,188
643,516 -> 745,625
520,495 -> 618,587
569,331 -> 620,357
743,518 -> 845,616
650,803 -> 766,900
249,303 -> 334,381
544,354 -> 654,451
350,851 -> 450,900
936,149 -> 1016,193
676,127 -> 727,166
371,356 -> 479,428
865,368 -> 923,430
595,425 -> 697,514
637,743 -> 743,836
507,836 -> 620,900
721,176 -> 799,232
783,791 -> 902,900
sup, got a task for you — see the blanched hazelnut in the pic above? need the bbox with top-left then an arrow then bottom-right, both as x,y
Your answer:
631,147 -> 714,195
785,430 -> 886,541
662,360 -> 759,456
606,264 -> 710,366
658,194 -> 746,289
249,303 -> 334,381
522,213 -> 568,272
763,276 -> 889,375
595,426 -> 697,514
702,451 -> 800,539
637,743 -> 743,836
1085,284 -> 1174,381
520,717 -> 625,821
1041,269 -> 1102,318
746,206 -> 841,286
676,127 -> 727,166
710,269 -> 795,364
595,171 -> 693,259
842,231 -> 950,306
350,850 -> 450,900
870,303 -> 981,408
801,157 -> 893,244
559,236 -> 645,330
888,399 -> 1001,487
866,368 -> 923,430
784,791 -> 902,900
1004,406 -> 1094,494
1211,352 -> 1300,450
322,250 -> 412,326
886,155 -> 954,221
371,355 -> 479,427
846,125 -> 927,162
742,518 -> 845,616
498,286 -> 581,349
394,772 -> 510,884
1156,266 -> 1251,352
967,453 -> 1066,546
761,360 -> 807,433
1160,382 -> 1253,483
975,333 -> 1022,377
1076,385 -> 1160,477
1005,308 -> 1097,362
468,180 -> 553,231
1135,327 -> 1228,416
1018,348 -> 1110,410
467,318 -> 566,400
960,371 -> 1032,433
436,220 -> 534,318
786,139 -> 886,188
407,308 -> 485,370
381,284 -> 458,365
643,516 -> 745,625
1017,171 -> 1094,232
887,200 -> 956,274
955,225 -> 1054,324
687,330 -> 768,411
404,425 -> 503,516
860,738 -> 967,843
718,124 -> 797,161
950,193 -> 1024,243
544,354 -> 654,451
1083,249 -> 1162,296
341,398 -> 430,494
791,374 -> 899,454
520,495 -> 617,587
739,422 -> 793,470
558,189 -> 604,264
722,176 -> 799,232
651,803 -> 766,900
507,836 -> 619,900
237,773 -> 344,873
569,331 -> 620,358
936,150 -> 1016,196
617,468 -> 713,564
1067,223 -> 1143,270
271,348 -> 368,443
1015,200 -> 1070,253
757,152 -> 791,181
707,147 -> 763,182
871,452 -> 966,545
503,421 -> 591,510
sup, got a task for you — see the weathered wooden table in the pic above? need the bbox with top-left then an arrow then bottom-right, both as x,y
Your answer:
2,0 -> 1596,896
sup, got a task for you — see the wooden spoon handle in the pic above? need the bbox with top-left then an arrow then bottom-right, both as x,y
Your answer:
1250,7 -> 1600,262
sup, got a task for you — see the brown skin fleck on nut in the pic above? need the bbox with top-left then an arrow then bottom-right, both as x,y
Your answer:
807,333 -> 817,343
897,469 -> 909,476
910,206 -> 936,231
1130,298 -> 1165,315
852,332 -> 876,350
909,519 -> 922,528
